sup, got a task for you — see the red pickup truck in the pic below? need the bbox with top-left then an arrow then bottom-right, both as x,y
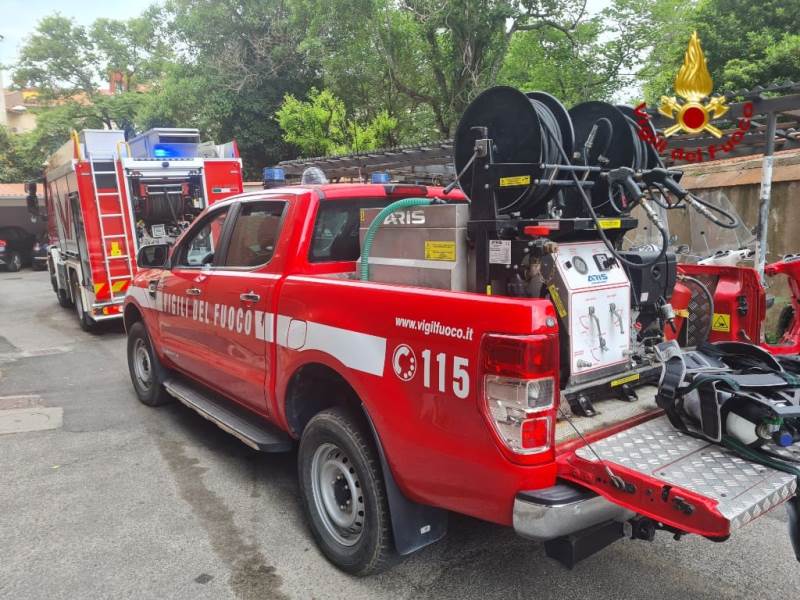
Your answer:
124,183 -> 797,574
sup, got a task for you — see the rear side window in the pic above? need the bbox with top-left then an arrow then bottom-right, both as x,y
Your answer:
309,199 -> 393,262
223,201 -> 286,267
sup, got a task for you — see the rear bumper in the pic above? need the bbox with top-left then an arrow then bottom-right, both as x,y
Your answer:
513,481 -> 634,541
88,300 -> 124,321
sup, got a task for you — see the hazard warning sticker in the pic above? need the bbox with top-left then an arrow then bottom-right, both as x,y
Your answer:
711,313 -> 731,332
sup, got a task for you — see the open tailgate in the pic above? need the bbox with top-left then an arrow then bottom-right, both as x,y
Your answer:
558,415 -> 798,538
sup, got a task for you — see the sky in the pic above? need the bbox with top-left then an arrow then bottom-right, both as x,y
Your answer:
0,0 -> 157,82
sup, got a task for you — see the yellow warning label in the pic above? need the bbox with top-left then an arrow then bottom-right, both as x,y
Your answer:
597,218 -> 622,229
360,208 -> 366,223
110,241 -> 122,256
499,175 -> 531,188
712,313 -> 731,332
424,240 -> 456,261
675,309 -> 689,318
548,284 -> 567,318
610,373 -> 640,388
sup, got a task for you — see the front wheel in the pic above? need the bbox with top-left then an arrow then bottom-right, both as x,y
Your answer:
127,321 -> 171,407
298,407 -> 394,576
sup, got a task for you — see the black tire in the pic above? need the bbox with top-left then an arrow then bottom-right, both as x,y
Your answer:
298,407 -> 394,576
57,287 -> 73,308
48,260 -> 58,292
72,280 -> 98,333
6,251 -> 22,272
127,321 -> 172,407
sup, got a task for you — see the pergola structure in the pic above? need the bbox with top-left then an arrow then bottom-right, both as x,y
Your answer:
278,83 -> 800,279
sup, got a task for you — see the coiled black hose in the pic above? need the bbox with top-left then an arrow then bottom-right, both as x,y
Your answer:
501,98 -> 565,214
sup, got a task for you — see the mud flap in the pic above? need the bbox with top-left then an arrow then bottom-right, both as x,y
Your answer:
558,415 -> 799,539
362,407 -> 448,555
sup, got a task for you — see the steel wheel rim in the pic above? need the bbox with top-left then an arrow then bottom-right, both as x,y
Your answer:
310,442 -> 365,547
133,338 -> 153,391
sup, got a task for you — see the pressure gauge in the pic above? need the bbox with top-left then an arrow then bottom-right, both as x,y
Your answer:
573,256 -> 588,274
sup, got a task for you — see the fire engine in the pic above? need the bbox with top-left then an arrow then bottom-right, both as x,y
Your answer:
29,128 -> 243,331
124,87 -> 800,575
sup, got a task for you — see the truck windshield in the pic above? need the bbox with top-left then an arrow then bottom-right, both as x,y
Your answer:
309,198 -> 395,262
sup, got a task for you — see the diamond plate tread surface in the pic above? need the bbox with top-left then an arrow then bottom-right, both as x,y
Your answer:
574,416 -> 797,530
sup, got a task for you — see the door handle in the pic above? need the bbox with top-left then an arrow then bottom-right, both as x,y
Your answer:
186,287 -> 202,296
148,279 -> 159,298
240,291 -> 261,303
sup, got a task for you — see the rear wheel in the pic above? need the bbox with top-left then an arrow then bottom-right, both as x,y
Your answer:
298,407 -> 394,575
127,321 -> 171,407
48,260 -> 58,292
6,251 -> 22,272
72,279 -> 98,333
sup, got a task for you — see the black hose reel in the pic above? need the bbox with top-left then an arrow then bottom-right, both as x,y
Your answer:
454,86 -> 574,219
454,87 -> 667,220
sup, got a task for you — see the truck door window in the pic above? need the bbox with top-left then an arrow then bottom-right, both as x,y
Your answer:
309,199 -> 391,262
174,208 -> 229,268
223,201 -> 287,268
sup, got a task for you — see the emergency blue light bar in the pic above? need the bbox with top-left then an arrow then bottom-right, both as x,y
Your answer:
128,128 -> 201,159
370,172 -> 391,184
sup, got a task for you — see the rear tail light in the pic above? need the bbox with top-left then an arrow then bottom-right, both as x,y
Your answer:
0,240 -> 6,250
484,374 -> 555,454
480,334 -> 559,462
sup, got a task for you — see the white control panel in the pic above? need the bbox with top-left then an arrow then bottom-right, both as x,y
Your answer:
552,241 -> 631,378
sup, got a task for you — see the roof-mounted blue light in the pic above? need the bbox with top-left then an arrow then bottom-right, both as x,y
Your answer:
370,171 -> 391,184
153,144 -> 180,158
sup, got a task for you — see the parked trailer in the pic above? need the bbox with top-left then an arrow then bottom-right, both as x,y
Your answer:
37,128 -> 243,331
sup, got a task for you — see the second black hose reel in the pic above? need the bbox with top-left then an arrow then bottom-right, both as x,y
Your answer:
454,86 -> 663,220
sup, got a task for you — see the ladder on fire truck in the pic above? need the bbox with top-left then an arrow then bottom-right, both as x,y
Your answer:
87,153 -> 135,300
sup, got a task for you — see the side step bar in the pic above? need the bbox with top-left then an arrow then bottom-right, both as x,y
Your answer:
163,377 -> 293,452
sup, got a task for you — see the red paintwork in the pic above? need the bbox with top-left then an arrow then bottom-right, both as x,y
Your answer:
125,184 -> 773,535
764,257 -> 800,354
674,264 -> 765,343
675,259 -> 800,354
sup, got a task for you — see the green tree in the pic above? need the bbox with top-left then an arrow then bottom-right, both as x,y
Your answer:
299,0 -> 601,139
640,0 -> 800,100
13,11 -> 171,96
151,0 -> 318,177
276,88 -> 398,156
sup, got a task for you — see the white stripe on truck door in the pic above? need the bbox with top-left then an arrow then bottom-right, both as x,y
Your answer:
126,285 -> 386,376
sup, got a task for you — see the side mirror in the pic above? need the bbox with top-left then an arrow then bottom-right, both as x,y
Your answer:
137,244 -> 170,269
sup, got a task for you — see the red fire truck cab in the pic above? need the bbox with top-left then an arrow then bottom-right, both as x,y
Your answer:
38,128 -> 243,331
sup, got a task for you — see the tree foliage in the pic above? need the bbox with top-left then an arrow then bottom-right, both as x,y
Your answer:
5,0 -> 800,182
276,88 -> 398,156
640,0 -> 800,101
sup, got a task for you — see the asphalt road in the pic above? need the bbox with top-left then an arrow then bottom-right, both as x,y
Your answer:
1,269 -> 799,599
